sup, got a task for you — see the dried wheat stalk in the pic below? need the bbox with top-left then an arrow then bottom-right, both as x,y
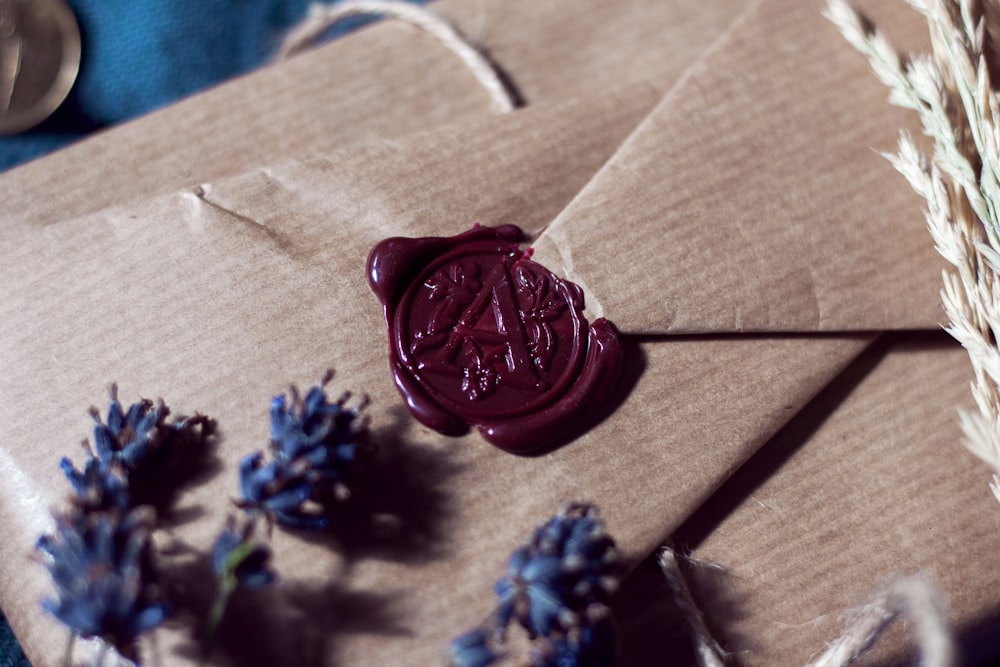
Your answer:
825,0 -> 1000,502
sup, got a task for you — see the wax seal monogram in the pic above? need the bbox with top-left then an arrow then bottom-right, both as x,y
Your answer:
0,0 -> 79,135
368,225 -> 622,454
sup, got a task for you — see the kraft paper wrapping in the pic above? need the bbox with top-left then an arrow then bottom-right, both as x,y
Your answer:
530,0 -> 945,334
0,86 -> 869,665
0,0 -> 992,666
0,0 -> 741,229
657,336 -> 1000,666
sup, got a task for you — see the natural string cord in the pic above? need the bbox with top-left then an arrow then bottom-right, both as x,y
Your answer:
277,0 -> 517,113
807,576 -> 955,667
661,547 -> 955,667
658,548 -> 728,667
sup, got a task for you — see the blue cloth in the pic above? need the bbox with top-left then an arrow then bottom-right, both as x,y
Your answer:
0,609 -> 29,667
0,0 -> 411,172
67,0 -> 310,124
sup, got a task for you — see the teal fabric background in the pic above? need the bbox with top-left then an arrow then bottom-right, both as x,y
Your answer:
0,0 -> 425,172
1,0 -> 306,171
0,610 -> 28,667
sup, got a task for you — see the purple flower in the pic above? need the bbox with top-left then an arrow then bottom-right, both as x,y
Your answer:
39,386 -> 209,662
211,522 -> 274,589
495,504 -> 619,638
89,384 -> 170,471
201,518 -> 276,662
239,372 -> 369,530
269,371 -> 369,501
450,504 -> 620,667
449,628 -> 504,667
529,607 -> 615,667
36,508 -> 169,660
60,456 -> 129,512
237,451 -> 327,530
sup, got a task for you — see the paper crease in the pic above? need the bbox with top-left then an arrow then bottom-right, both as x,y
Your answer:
189,185 -> 300,257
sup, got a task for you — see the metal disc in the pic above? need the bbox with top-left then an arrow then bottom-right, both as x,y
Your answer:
0,0 -> 80,135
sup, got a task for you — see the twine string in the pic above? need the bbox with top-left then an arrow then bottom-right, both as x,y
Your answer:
277,0 -> 516,113
807,576 -> 955,667
657,547 -> 729,667
660,546 -> 955,667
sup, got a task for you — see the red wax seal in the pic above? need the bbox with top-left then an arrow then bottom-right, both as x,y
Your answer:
367,225 -> 622,454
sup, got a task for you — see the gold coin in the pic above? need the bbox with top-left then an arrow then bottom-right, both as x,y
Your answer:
0,0 -> 79,135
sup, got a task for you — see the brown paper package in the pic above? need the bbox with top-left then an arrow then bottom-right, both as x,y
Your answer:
0,81 -> 869,667
0,0 -> 741,228
669,335 -> 1000,666
0,0 -> 991,666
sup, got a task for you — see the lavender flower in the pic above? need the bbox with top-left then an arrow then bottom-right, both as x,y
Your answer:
38,386 -> 216,664
61,386 -> 212,514
529,607 -> 615,667
202,518 -> 275,661
269,370 -> 369,502
56,384 -> 168,514
238,451 -> 327,530
89,384 -> 170,472
495,504 -> 619,638
448,628 -> 504,667
238,372 -> 369,529
450,504 -> 620,667
36,508 -> 169,660
60,455 -> 129,512
211,521 -> 274,589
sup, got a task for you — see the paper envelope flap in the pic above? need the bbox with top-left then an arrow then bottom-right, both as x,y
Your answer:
531,0 -> 946,335
0,0 -> 739,229
661,336 -> 1000,665
0,96 -> 872,665
189,86 -> 661,246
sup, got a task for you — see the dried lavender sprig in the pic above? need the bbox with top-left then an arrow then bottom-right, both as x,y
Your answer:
449,628 -> 505,667
210,520 -> 275,590
449,504 -> 621,667
62,385 -> 212,512
494,504 -> 619,638
60,454 -> 130,514
36,507 -> 170,664
238,371 -> 370,530
204,372 -> 370,660
38,387 -> 199,664
88,384 -> 171,472
201,517 -> 275,664
528,605 -> 615,667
